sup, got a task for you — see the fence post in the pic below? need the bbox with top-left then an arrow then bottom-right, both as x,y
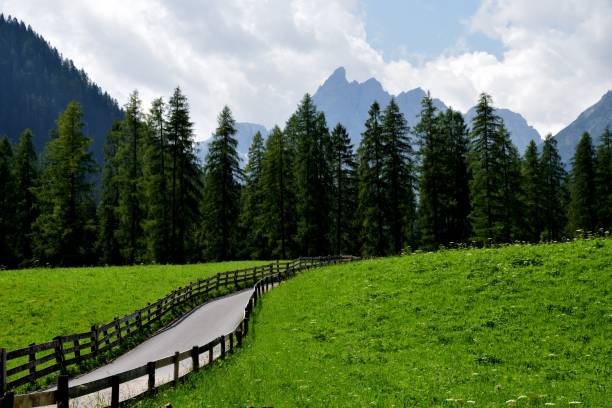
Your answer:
191,346 -> 199,372
73,339 -> 81,362
90,325 -> 99,356
111,375 -> 120,408
0,348 -> 6,397
244,316 -> 249,337
208,344 -> 213,365
1,391 -> 14,407
147,362 -> 155,392
57,374 -> 69,408
220,336 -> 226,359
28,343 -> 36,382
229,333 -> 234,353
173,351 -> 179,387
53,336 -> 66,374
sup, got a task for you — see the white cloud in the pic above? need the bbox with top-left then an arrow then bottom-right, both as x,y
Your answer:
2,0 -> 611,138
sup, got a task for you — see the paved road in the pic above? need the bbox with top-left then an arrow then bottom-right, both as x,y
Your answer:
46,288 -> 256,407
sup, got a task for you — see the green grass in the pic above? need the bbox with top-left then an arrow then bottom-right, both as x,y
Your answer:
0,261 -> 267,351
135,240 -> 611,407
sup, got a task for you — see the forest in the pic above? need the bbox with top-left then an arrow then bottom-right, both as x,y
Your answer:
0,88 -> 611,269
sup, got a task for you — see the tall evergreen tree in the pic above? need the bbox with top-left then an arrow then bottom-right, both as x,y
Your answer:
260,126 -> 298,259
521,140 -> 542,242
495,123 -> 524,242
288,94 -> 332,256
540,134 -> 567,240
143,97 -> 172,263
97,121 -> 123,264
381,98 -> 415,253
12,129 -> 39,264
594,127 -> 612,230
0,136 -> 16,267
166,87 -> 201,262
33,102 -> 97,266
239,131 -> 267,259
357,102 -> 388,256
568,132 -> 596,234
329,123 -> 358,255
201,106 -> 242,260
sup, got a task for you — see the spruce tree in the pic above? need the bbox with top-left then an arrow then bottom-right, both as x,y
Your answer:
201,106 -> 242,260
260,126 -> 298,259
0,136 -> 16,268
12,129 -> 38,265
143,97 -> 172,263
521,140 -> 542,242
239,131 -> 267,259
97,121 -> 123,265
540,134 -> 567,240
329,123 -> 358,255
495,123 -> 524,242
594,127 -> 612,230
166,87 -> 202,262
381,98 -> 415,253
357,102 -> 388,256
33,102 -> 97,266
289,94 -> 332,256
568,132 -> 596,234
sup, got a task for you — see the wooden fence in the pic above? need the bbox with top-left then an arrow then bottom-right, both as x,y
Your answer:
0,256 -> 357,407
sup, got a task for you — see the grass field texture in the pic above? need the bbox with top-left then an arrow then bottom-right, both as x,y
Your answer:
135,240 -> 611,407
0,261 -> 266,351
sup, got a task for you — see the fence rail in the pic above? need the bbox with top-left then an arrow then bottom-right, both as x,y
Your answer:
0,255 -> 358,407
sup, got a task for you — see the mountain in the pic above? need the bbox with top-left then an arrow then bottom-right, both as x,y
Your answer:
553,90 -> 612,164
196,122 -> 269,165
312,67 -> 541,152
0,15 -> 122,162
464,107 -> 541,153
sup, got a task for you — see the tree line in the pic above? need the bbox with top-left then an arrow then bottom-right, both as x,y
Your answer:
0,89 -> 611,268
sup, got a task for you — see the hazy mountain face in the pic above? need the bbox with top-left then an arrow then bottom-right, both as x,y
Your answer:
553,91 -> 612,164
197,122 -> 269,166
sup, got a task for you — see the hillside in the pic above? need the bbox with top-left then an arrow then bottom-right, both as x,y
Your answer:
138,240 -> 611,407
0,15 -> 122,162
553,90 -> 612,164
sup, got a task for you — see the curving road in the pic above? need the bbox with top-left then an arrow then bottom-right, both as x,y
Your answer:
46,288 -> 257,407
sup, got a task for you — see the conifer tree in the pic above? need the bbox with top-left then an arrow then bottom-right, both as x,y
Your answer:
33,102 -> 97,266
143,97 -> 172,263
329,123 -> 358,255
568,132 -> 596,234
97,121 -> 123,264
201,106 -> 242,260
0,136 -> 16,267
540,134 -> 567,240
289,94 -> 332,255
521,140 -> 542,242
357,102 -> 388,256
496,123 -> 524,242
239,131 -> 267,259
260,126 -> 298,259
12,129 -> 39,265
381,98 -> 415,253
594,127 -> 612,230
166,87 -> 201,262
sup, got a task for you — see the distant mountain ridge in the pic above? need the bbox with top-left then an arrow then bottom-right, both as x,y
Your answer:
0,15 -> 123,162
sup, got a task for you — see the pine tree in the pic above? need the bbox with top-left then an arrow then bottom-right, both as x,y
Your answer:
495,123 -> 524,242
201,106 -> 242,260
521,140 -> 542,242
381,98 -> 415,253
540,134 -> 567,241
329,123 -> 358,255
357,102 -> 388,256
97,121 -> 123,265
33,102 -> 97,266
568,132 -> 596,234
289,94 -> 332,256
594,127 -> 612,230
239,131 -> 267,259
0,136 -> 16,268
166,87 -> 202,262
260,126 -> 298,259
115,91 -> 146,263
143,97 -> 172,263
12,129 -> 38,265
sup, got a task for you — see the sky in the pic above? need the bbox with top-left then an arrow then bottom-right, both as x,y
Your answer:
2,0 -> 611,140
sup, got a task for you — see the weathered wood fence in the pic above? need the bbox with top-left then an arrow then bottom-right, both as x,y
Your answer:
0,256 -> 357,407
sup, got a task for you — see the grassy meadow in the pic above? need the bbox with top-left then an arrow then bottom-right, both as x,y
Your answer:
0,261 -> 267,351
135,240 -> 611,407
